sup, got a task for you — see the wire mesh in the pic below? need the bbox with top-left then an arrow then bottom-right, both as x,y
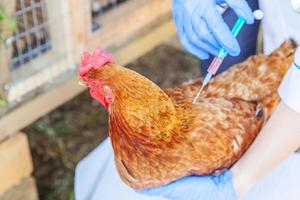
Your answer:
10,0 -> 51,70
91,0 -> 129,31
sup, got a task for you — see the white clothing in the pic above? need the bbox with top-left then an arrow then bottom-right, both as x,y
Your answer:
75,138 -> 300,200
259,0 -> 300,54
259,0 -> 300,113
279,49 -> 300,113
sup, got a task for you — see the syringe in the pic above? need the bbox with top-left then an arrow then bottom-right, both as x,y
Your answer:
193,10 -> 263,104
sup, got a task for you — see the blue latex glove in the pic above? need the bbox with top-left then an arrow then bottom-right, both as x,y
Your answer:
138,170 -> 237,200
173,0 -> 254,59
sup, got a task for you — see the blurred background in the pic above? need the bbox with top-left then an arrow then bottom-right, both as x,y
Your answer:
0,0 -> 200,199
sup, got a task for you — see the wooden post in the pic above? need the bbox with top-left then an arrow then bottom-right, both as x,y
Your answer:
0,0 -> 16,98
68,0 -> 91,61
45,0 -> 70,57
0,133 -> 34,197
0,178 -> 38,200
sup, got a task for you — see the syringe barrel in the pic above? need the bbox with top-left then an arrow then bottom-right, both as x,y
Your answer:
218,17 -> 246,59
232,17 -> 246,37
208,17 -> 246,75
207,57 -> 224,75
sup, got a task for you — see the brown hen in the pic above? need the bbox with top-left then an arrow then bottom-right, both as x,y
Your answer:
78,40 -> 296,189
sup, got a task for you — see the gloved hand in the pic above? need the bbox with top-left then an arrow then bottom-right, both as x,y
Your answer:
173,0 -> 254,59
138,170 -> 236,200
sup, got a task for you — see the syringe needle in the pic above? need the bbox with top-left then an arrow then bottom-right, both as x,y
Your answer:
192,83 -> 205,104
193,73 -> 212,104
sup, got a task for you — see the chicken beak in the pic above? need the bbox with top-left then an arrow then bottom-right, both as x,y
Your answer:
78,78 -> 86,86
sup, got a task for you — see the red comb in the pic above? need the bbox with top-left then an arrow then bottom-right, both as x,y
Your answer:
78,48 -> 113,77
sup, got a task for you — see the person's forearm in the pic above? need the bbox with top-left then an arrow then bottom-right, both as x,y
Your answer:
231,101 -> 300,198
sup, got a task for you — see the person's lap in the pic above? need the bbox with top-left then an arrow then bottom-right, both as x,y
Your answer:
75,138 -> 165,200
75,138 -> 300,200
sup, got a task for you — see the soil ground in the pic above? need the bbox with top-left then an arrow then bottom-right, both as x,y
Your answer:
23,43 -> 200,200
